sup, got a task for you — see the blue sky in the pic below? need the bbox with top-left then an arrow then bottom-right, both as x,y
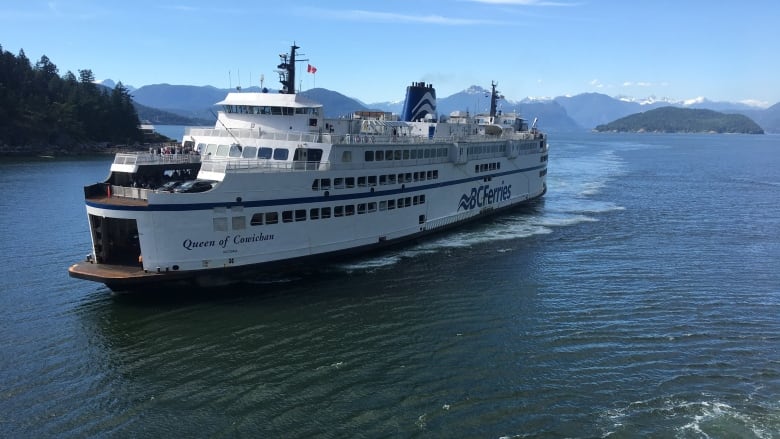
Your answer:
1,1 -> 778,106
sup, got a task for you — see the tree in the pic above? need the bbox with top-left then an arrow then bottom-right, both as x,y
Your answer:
0,47 -> 144,149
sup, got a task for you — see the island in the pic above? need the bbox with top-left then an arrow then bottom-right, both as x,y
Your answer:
594,106 -> 764,134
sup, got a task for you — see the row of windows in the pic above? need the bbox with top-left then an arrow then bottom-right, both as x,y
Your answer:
247,195 -> 427,226
364,147 -> 449,162
475,162 -> 500,173
198,144 -> 324,162
467,144 -> 507,155
200,143 -> 293,160
311,170 -> 439,191
222,105 -> 320,116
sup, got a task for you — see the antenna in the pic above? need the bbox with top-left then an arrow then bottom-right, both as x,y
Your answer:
210,109 -> 242,146
276,42 -> 308,94
260,74 -> 265,88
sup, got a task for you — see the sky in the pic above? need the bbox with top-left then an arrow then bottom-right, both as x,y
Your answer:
1,0 -> 778,107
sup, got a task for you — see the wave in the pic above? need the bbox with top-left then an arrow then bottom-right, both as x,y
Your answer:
601,397 -> 780,438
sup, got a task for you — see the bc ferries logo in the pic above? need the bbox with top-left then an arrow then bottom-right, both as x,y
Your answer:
458,182 -> 512,211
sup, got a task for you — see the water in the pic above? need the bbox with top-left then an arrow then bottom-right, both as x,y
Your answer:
1,133 -> 779,437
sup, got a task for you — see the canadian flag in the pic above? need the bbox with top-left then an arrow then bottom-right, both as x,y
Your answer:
307,64 -> 317,74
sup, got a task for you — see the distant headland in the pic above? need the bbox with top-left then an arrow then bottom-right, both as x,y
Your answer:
594,107 -> 764,134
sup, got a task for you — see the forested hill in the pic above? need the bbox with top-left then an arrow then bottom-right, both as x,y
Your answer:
0,45 -> 144,153
595,106 -> 764,134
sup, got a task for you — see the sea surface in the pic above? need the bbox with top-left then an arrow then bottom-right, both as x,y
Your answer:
1,133 -> 778,437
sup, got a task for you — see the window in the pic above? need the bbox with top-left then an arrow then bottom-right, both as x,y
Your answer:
213,217 -> 228,232
403,150 -> 410,160
258,147 -> 273,159
229,144 -> 242,158
410,149 -> 418,159
273,148 -> 289,160
367,202 -> 377,212
388,199 -> 395,210
379,200 -> 387,211
346,177 -> 355,188
379,175 -> 387,185
334,206 -> 344,217
394,150 -> 402,160
310,208 -> 320,220
232,216 -> 246,230
295,209 -> 306,222
345,205 -> 355,216
342,150 -> 352,162
321,207 -> 331,219
282,211 -> 293,223
368,176 -> 377,186
320,178 -> 331,190
385,150 -> 393,160
265,212 -> 278,224
334,178 -> 344,189
365,151 -> 374,162
250,213 -> 264,226
376,150 -> 384,161
357,176 -> 367,187
216,144 -> 229,157
357,203 -> 366,214
242,146 -> 257,159
388,174 -> 396,185
312,180 -> 320,191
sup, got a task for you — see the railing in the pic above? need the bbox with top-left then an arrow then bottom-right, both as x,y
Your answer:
113,152 -> 201,165
200,160 -> 332,174
110,185 -> 153,200
185,127 -> 543,146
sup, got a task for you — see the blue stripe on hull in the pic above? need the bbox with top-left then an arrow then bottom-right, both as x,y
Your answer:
87,164 -> 547,212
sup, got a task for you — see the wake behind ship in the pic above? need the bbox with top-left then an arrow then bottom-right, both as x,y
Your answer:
68,44 -> 549,292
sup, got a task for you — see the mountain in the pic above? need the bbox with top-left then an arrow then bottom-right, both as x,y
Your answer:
298,88 -> 368,118
552,93 -> 780,133
368,85 -> 582,132
133,102 -> 213,127
130,85 -> 368,123
554,93 -> 650,129
131,84 -> 233,121
594,107 -> 764,134
109,79 -> 780,133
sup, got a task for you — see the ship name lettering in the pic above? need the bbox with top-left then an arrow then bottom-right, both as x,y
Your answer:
234,233 -> 275,245
457,182 -> 512,212
182,238 -> 216,250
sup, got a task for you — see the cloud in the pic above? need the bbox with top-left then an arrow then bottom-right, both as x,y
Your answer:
739,99 -> 770,108
590,79 -> 604,88
299,7 -> 508,25
623,81 -> 653,87
466,0 -> 580,5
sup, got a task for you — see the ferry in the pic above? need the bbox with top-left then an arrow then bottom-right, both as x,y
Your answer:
68,44 -> 549,291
